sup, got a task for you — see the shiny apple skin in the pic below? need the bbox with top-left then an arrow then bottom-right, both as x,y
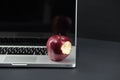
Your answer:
46,35 -> 72,61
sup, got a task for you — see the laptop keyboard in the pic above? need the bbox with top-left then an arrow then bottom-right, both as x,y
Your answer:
0,47 -> 47,55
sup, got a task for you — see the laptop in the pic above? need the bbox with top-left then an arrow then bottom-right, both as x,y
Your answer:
0,0 -> 77,68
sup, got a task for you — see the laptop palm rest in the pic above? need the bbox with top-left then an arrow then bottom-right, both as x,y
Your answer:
4,56 -> 37,63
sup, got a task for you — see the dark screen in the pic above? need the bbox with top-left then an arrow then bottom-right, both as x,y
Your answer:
0,0 -> 76,45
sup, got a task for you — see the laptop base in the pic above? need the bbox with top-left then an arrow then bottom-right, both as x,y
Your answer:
0,46 -> 76,68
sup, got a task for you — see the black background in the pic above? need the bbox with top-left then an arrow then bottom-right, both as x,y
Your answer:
78,0 -> 120,42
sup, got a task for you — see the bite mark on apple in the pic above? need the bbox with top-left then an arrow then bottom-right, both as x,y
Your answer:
61,41 -> 72,54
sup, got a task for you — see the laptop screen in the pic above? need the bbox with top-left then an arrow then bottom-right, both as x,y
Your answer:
0,0 -> 76,46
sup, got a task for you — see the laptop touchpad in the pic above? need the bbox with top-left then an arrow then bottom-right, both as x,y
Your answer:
4,56 -> 37,63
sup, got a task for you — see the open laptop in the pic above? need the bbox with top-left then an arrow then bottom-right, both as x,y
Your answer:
0,0 -> 77,68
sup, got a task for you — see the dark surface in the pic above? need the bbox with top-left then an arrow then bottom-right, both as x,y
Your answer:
0,38 -> 120,80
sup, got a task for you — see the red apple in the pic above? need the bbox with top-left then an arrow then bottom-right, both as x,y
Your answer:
46,35 -> 72,61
